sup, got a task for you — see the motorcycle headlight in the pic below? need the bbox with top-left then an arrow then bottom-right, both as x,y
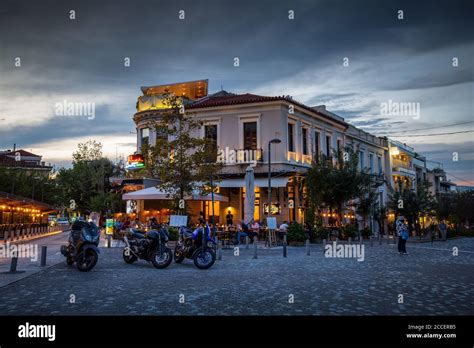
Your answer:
82,231 -> 93,242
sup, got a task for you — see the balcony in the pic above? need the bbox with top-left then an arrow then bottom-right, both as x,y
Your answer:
302,154 -> 312,165
392,158 -> 411,170
287,151 -> 299,162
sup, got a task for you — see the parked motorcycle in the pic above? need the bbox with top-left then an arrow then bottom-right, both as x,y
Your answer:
122,227 -> 173,269
60,219 -> 100,272
174,223 -> 216,269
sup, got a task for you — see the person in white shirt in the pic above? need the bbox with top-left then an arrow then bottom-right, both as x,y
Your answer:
279,221 -> 289,232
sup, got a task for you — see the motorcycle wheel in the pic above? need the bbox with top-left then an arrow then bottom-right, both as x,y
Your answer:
123,249 -> 137,264
193,248 -> 216,270
174,249 -> 185,263
151,247 -> 173,269
76,249 -> 98,272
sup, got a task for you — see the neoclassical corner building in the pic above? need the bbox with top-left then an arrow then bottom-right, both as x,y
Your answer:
126,79 -> 454,231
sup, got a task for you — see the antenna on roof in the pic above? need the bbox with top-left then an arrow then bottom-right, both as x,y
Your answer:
221,85 -> 223,91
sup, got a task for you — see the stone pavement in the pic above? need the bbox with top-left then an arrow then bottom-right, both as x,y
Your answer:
0,231 -> 69,287
0,237 -> 472,315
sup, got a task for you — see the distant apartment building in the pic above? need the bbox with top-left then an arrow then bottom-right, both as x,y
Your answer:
426,163 -> 457,197
0,147 -> 53,177
387,139 -> 418,193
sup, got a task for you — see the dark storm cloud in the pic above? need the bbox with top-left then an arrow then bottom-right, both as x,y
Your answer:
1,0 -> 472,92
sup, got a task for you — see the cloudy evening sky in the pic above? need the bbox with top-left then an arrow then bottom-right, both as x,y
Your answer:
0,0 -> 473,184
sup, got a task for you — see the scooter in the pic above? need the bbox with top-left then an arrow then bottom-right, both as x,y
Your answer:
60,219 -> 100,272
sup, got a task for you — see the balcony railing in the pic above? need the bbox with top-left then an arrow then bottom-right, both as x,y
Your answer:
392,158 -> 411,171
287,152 -> 312,166
302,154 -> 312,165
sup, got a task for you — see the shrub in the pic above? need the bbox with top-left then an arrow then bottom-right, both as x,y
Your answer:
455,227 -> 474,237
287,222 -> 306,243
314,225 -> 329,240
341,224 -> 358,240
168,226 -> 179,241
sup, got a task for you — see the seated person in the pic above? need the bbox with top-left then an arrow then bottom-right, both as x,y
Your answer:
235,221 -> 257,245
278,221 -> 289,242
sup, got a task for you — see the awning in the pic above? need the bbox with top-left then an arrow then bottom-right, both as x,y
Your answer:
216,177 -> 289,188
122,186 -> 228,202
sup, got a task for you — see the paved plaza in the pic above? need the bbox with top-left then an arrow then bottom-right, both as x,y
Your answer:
0,235 -> 473,315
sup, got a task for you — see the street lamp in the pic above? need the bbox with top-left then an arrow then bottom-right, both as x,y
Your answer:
267,138 -> 281,219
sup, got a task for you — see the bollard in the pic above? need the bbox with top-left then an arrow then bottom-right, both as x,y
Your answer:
348,237 -> 352,243
306,239 -> 310,256
359,236 -> 362,245
40,246 -> 47,266
245,236 -> 249,250
2,253 -> 25,274
370,236 -> 373,247
107,235 -> 112,248
283,235 -> 287,258
253,236 -> 258,259
323,238 -> 326,247
216,236 -> 222,261
10,256 -> 18,272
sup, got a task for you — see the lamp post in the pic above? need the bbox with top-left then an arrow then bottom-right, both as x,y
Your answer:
267,138 -> 281,220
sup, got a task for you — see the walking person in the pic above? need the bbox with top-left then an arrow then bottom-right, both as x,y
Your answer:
438,220 -> 448,241
396,216 -> 409,255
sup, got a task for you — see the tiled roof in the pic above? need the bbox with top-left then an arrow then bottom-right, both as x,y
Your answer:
0,149 -> 40,157
187,92 -> 348,126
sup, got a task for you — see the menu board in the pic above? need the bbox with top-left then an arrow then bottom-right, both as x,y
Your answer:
266,217 -> 277,230
169,215 -> 188,227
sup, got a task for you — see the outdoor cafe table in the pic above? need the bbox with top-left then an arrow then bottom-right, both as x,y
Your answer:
216,229 -> 235,249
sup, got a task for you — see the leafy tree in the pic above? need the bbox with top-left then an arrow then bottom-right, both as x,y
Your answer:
388,180 -> 436,230
306,148 -> 368,224
140,92 -> 222,213
56,141 -> 123,216
0,167 -> 60,205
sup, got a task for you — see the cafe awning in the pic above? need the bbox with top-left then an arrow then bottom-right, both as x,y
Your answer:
0,191 -> 57,213
216,177 -> 289,188
122,186 -> 229,202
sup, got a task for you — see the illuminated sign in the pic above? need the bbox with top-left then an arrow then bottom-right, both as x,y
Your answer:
126,154 -> 145,170
106,219 -> 114,235
263,203 -> 281,215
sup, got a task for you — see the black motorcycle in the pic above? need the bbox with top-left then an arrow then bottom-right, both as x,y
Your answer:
174,225 -> 216,269
122,227 -> 173,269
60,220 -> 100,272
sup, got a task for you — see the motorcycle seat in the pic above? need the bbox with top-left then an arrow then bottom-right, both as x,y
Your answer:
131,230 -> 146,239
180,229 -> 193,238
